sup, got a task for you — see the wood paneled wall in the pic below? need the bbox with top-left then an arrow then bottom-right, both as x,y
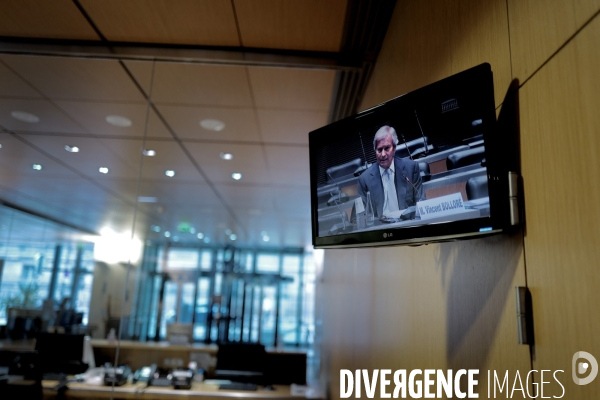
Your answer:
512,0 -> 600,398
319,0 -> 600,398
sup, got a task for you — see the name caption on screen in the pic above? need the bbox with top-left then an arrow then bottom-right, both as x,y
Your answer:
417,192 -> 465,220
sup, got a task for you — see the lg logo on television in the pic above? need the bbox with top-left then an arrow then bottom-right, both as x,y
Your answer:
383,232 -> 393,239
572,351 -> 598,385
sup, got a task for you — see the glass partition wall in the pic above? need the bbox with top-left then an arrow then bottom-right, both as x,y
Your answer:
0,50 -> 321,391
128,244 -> 316,347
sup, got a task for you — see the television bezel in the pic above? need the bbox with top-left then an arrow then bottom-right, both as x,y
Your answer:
309,63 -> 514,249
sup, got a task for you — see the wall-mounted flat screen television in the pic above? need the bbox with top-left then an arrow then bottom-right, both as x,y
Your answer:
309,63 -> 519,249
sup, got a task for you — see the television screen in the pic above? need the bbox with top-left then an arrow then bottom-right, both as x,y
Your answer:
310,63 -> 517,248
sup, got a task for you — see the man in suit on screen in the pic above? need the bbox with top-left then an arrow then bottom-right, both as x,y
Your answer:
357,125 -> 425,218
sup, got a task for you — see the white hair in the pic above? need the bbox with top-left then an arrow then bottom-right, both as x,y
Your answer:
373,125 -> 399,150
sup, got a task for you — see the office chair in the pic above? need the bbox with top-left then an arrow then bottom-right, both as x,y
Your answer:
466,176 -> 488,200
395,136 -> 436,159
446,146 -> 485,170
418,162 -> 431,182
326,158 -> 362,182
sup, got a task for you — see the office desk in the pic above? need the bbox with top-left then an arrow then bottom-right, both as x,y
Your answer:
319,208 -> 486,237
42,380 -> 322,400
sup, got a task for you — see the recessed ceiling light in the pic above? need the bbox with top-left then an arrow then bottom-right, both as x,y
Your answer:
106,115 -> 132,127
0,144 -> 3,149
225,229 -> 232,236
189,227 -> 196,234
138,196 -> 157,203
32,164 -> 42,171
262,235 -> 270,242
164,231 -> 171,238
99,167 -> 109,174
220,152 -> 233,160
173,236 -> 179,242
230,234 -> 237,241
11,111 -> 39,123
232,172 -> 242,180
203,237 -> 210,243
64,145 -> 79,153
151,225 -> 161,232
165,170 -> 175,177
197,232 -> 204,239
200,119 -> 225,131
142,149 -> 156,156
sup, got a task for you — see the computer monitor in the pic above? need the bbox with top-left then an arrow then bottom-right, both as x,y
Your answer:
35,333 -> 88,375
214,343 -> 266,384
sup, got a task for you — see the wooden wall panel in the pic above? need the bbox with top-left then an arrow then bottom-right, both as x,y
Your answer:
322,234 -> 530,399
0,0 -> 100,40
507,0 -> 600,81
518,14 -> 600,399
80,0 -> 240,46
320,1 -> 532,399
360,1 -> 453,110
234,0 -> 348,52
361,0 -> 512,110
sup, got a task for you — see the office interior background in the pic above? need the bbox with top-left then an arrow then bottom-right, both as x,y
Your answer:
0,0 -> 599,399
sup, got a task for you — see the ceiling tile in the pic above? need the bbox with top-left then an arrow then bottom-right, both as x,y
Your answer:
257,109 -> 327,144
157,105 -> 260,142
138,139 -> 206,183
0,99 -> 84,133
135,180 -> 221,207
56,101 -> 172,138
264,145 -> 310,186
122,60 -> 155,97
150,63 -> 253,107
0,55 -> 145,102
215,183 -> 277,209
271,186 -> 311,213
17,135 -> 141,180
184,142 -> 269,184
80,0 -> 239,46
0,0 -> 100,40
0,61 -> 43,99
248,66 -> 336,111
234,0 -> 348,52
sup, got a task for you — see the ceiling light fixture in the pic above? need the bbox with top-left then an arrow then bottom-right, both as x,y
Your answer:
262,235 -> 270,242
164,231 -> 171,238
32,164 -> 42,171
232,172 -> 242,180
189,227 -> 196,234
106,115 -> 132,127
99,167 -> 109,174
197,233 -> 204,239
225,229 -> 232,236
142,149 -> 156,156
173,236 -> 179,242
220,152 -> 233,160
11,111 -> 39,123
203,237 -> 210,243
151,225 -> 161,232
200,119 -> 225,131
64,145 -> 79,153
165,170 -> 175,177
230,234 -> 237,241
